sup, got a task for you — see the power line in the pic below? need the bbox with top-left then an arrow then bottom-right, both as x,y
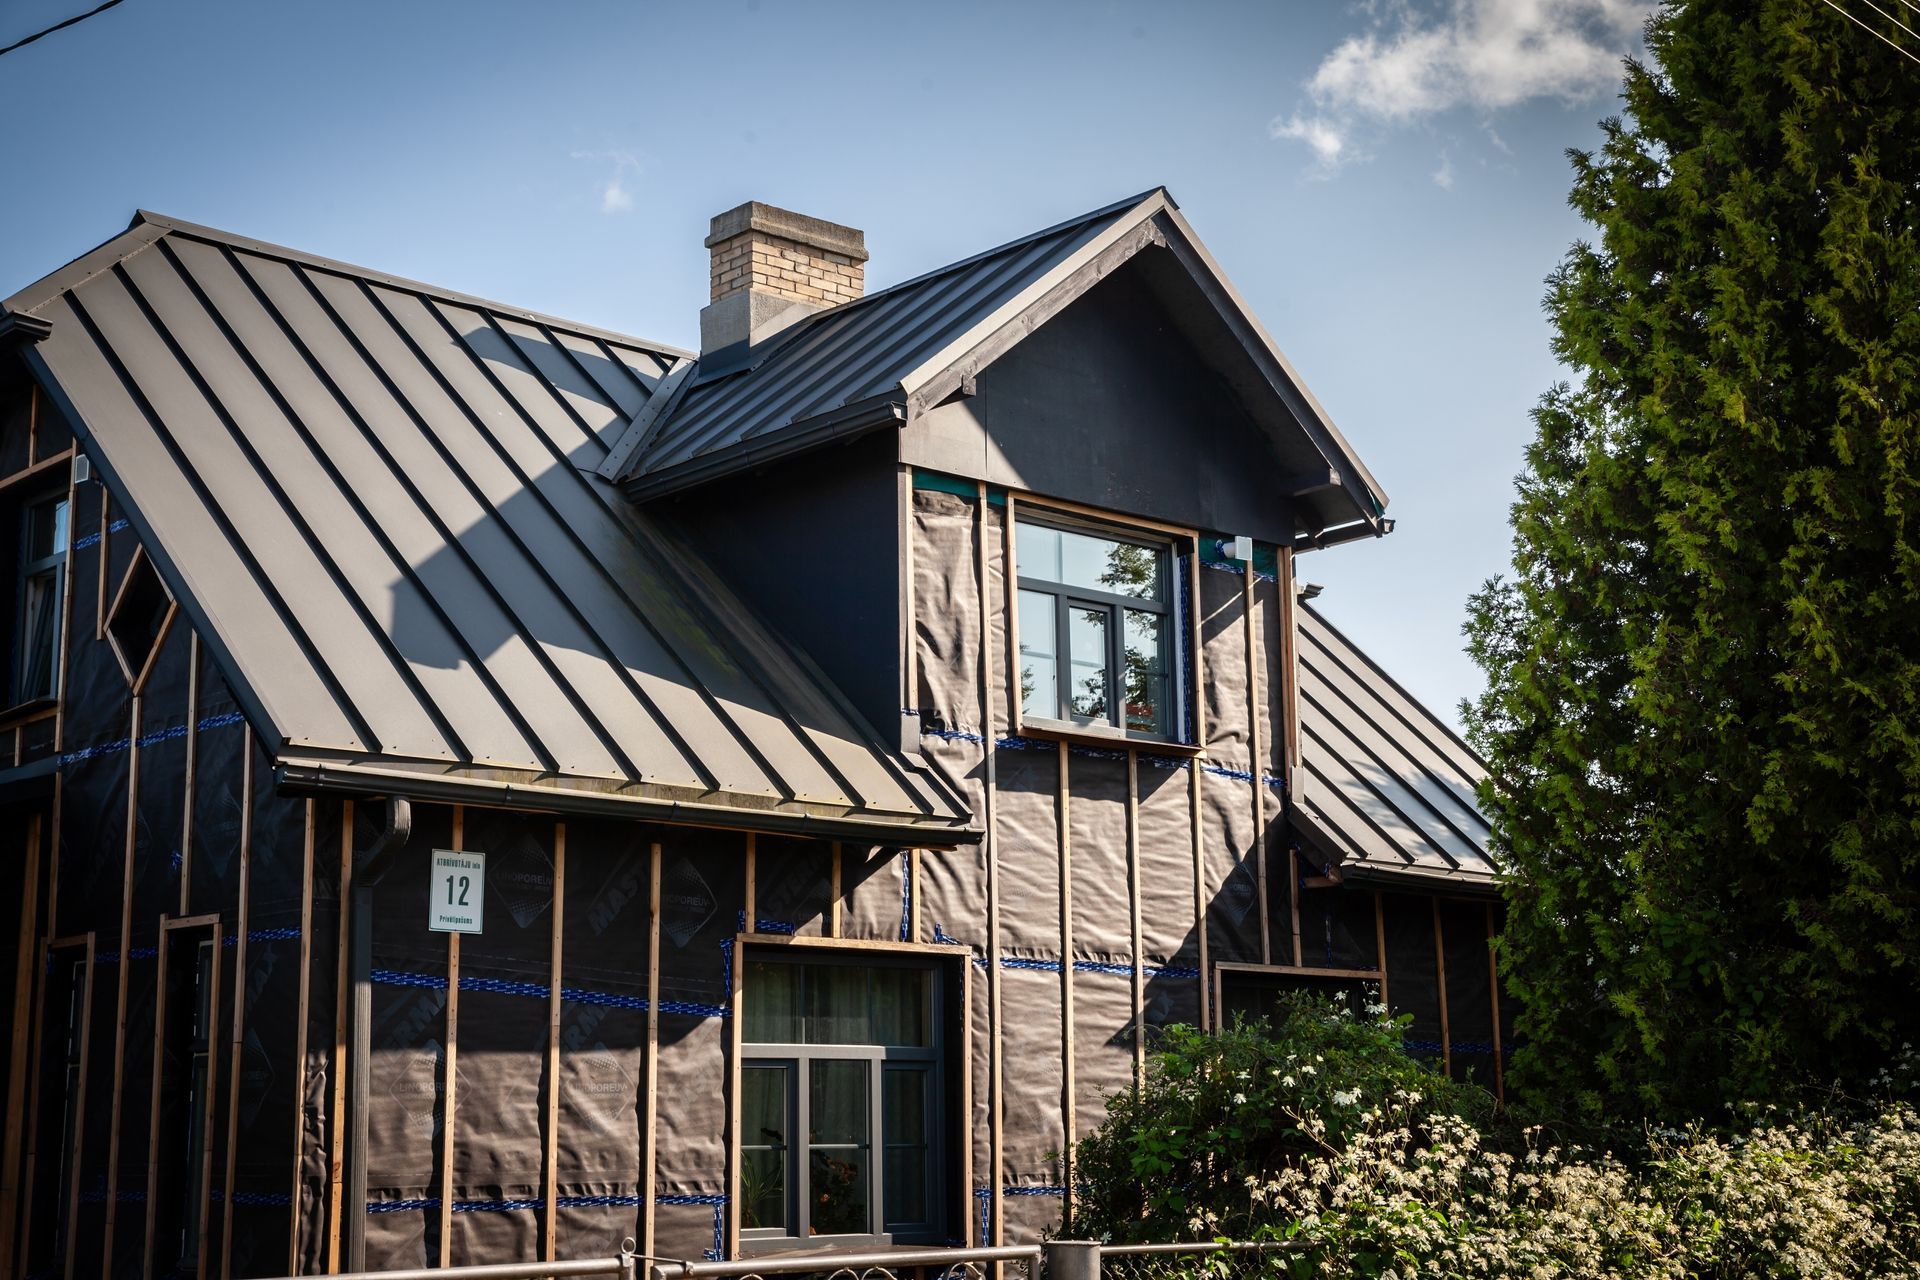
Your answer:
1851,0 -> 1920,45
1821,0 -> 1920,67
0,0 -> 128,59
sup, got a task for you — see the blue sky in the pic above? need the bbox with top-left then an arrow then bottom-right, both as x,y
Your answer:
0,0 -> 1652,730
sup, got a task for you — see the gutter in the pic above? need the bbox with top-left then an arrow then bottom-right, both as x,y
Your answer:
273,760 -> 983,848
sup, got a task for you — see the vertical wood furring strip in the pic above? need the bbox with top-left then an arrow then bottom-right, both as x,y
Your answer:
1057,741 -> 1074,1221
63,933 -> 96,1280
743,833 -> 756,935
1245,556 -> 1270,966
1003,495 -> 1019,733
641,842 -> 662,1260
1126,752 -> 1144,1088
1433,899 -> 1451,1079
288,801 -> 316,1274
1486,901 -> 1504,1106
909,848 -> 922,944
194,924 -> 222,1280
141,900 -> 168,1280
1277,547 -> 1300,771
1289,847 -> 1303,968
218,728 -> 255,1280
902,464 -> 919,718
977,483 -> 1004,1247
725,839 -> 744,1260
829,842 -> 842,938
1189,763 -> 1208,1033
180,633 -> 200,915
438,806 -> 464,1267
0,814 -> 44,1270
544,823 -> 566,1262
100,694 -> 142,1277
325,800 -> 353,1273
96,490 -> 109,641
27,382 -> 38,465
1374,891 -> 1390,1013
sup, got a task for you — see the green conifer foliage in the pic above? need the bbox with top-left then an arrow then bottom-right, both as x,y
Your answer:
1464,0 -> 1920,1122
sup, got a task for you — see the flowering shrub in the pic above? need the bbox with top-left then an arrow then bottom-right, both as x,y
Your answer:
1072,998 -> 1920,1278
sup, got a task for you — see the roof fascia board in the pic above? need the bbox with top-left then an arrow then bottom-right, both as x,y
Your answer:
623,395 -> 907,502
899,190 -> 1175,410
274,758 -> 984,847
4,220 -> 172,316
19,348 -> 289,759
596,356 -> 694,480
1154,206 -> 1389,519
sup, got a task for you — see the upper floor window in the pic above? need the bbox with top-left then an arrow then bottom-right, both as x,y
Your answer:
1016,514 -> 1176,739
15,491 -> 68,703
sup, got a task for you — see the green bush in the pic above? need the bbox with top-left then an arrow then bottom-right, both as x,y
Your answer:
1065,992 -> 1496,1241
1069,1000 -> 1920,1278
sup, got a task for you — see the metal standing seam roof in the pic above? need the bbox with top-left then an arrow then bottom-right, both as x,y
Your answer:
1290,602 -> 1498,887
605,188 -> 1389,533
5,212 -> 975,842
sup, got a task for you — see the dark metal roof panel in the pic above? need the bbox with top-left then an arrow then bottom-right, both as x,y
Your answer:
621,197 -> 1139,482
1291,603 -> 1497,885
13,215 -> 973,838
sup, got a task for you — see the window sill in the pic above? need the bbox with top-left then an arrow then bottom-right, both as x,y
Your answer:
0,696 -> 57,733
1012,716 -> 1205,757
739,1232 -> 896,1259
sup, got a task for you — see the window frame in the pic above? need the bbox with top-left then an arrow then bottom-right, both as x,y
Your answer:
11,486 -> 69,707
1011,505 -> 1192,746
737,948 -> 949,1253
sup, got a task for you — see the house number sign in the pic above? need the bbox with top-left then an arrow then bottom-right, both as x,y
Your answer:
430,849 -> 485,934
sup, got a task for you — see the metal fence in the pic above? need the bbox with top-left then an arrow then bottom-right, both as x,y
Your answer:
258,1238 -> 1300,1280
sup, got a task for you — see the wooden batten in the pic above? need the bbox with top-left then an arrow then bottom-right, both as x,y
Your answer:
1373,891 -> 1390,1013
1003,495 -> 1019,735
325,800 -> 353,1273
1486,902 -> 1504,1106
1289,847 -> 1303,967
1057,741 -> 1075,1220
287,801 -> 316,1273
1126,752 -> 1145,1087
0,447 -> 74,498
194,927 -> 222,1280
908,847 -> 922,943
975,481 -> 1004,1246
1188,762 -> 1208,1032
179,633 -> 200,915
95,490 -> 109,642
743,833 -> 757,935
828,842 -> 842,938
63,934 -> 95,1280
901,465 -> 918,714
1277,547 -> 1300,771
438,807 -> 464,1266
1432,899 -> 1451,1078
218,729 -> 255,1280
1245,557 -> 1270,965
544,823 -> 566,1262
0,814 -> 44,1271
141,920 -> 171,1280
100,694 -> 143,1277
725,839 -> 743,1259
641,842 -> 662,1259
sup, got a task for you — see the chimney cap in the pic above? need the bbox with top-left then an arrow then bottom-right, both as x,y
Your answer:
705,201 -> 868,262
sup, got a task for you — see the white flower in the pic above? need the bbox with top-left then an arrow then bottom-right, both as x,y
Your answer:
1232,1092 -> 1248,1105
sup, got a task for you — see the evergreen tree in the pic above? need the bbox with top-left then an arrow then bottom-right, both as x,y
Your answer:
1465,0 -> 1920,1122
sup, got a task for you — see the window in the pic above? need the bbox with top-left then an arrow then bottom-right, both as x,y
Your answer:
1016,514 -> 1178,739
14,491 -> 68,703
741,955 -> 945,1248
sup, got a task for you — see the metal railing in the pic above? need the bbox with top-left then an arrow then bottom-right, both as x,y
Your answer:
257,1237 -> 1300,1280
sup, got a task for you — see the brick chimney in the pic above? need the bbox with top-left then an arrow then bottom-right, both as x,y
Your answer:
700,201 -> 867,356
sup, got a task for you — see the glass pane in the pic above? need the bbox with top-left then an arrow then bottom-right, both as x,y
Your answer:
1015,521 -> 1061,582
808,1059 -> 870,1236
1017,590 -> 1057,722
871,968 -> 930,1047
741,1065 -> 789,1231
744,961 -> 801,1043
26,496 -> 67,563
1068,607 -> 1109,722
18,569 -> 58,700
1123,609 -> 1168,736
804,965 -> 869,1045
883,1067 -> 929,1226
1062,529 -> 1162,600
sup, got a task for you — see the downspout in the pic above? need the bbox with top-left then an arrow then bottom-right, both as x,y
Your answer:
348,796 -> 412,1272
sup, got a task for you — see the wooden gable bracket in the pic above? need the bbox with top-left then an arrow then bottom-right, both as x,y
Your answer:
103,544 -> 178,694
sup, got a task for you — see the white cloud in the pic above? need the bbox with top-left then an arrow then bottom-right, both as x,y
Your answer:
571,148 -> 643,215
1272,0 -> 1653,174
1432,151 -> 1456,188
